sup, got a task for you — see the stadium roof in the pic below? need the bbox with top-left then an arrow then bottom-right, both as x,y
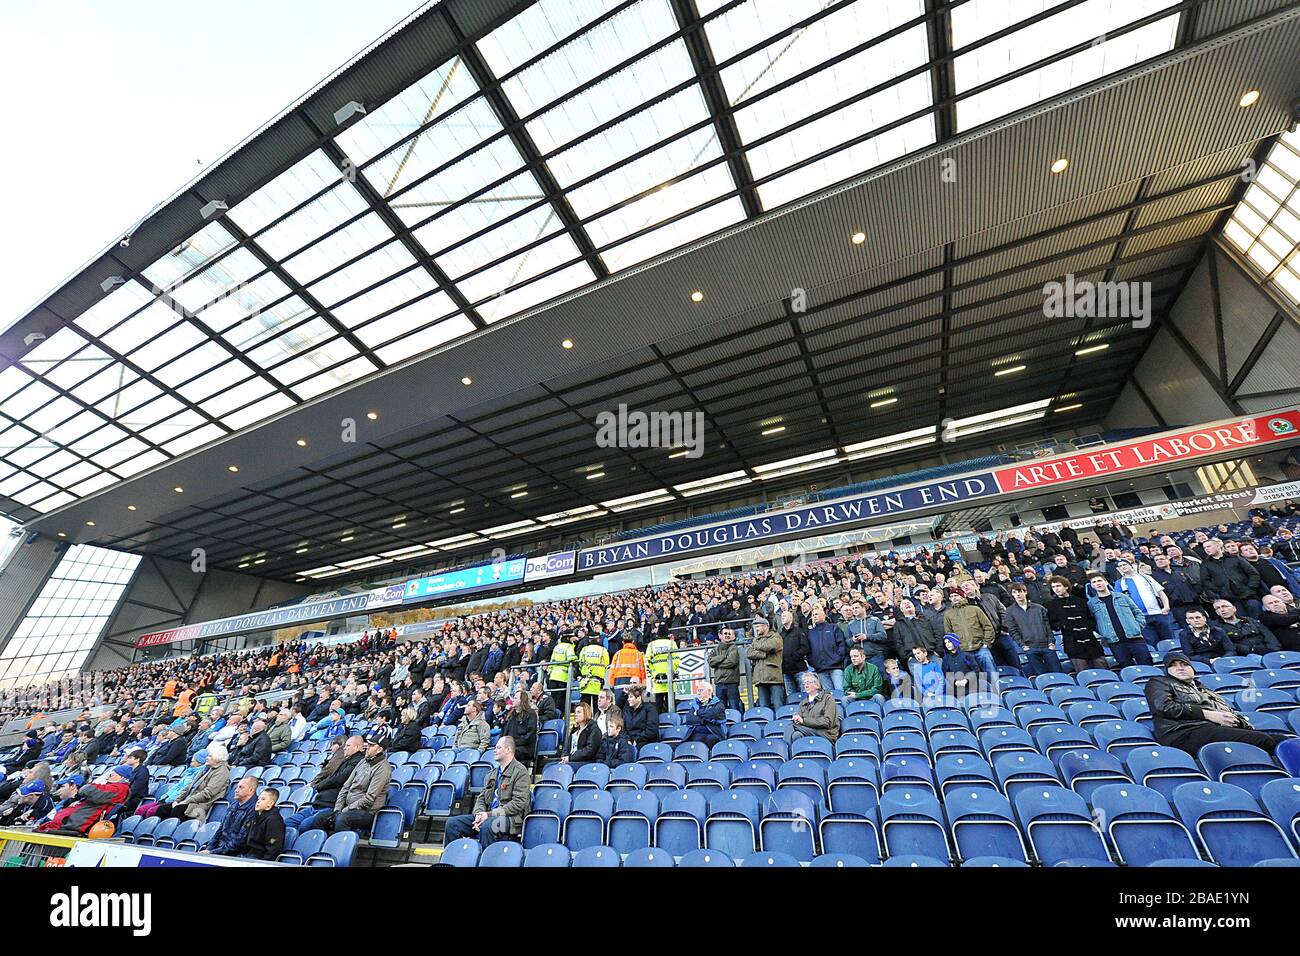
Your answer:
3,0 -> 1299,581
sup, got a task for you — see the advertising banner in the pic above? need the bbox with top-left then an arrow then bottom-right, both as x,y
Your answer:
524,550 -> 576,583
402,558 -> 527,602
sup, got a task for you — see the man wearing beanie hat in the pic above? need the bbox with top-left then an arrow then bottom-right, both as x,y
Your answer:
0,779 -> 52,826
313,732 -> 391,835
37,766 -> 131,835
1144,651 -> 1279,755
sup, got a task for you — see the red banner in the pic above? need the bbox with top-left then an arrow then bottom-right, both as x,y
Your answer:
993,410 -> 1300,493
134,625 -> 202,649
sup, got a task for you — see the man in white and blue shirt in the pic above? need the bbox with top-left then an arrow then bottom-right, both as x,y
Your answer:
1115,559 -> 1177,648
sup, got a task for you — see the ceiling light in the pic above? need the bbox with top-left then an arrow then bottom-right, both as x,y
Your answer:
586,472 -> 605,480
761,426 -> 786,436
668,450 -> 690,459
1050,158 -> 1069,174
1074,343 -> 1109,356
173,487 -> 184,493
450,507 -> 465,515
461,376 -> 473,385
510,491 -> 529,499
253,559 -> 266,565
127,505 -> 137,511
870,397 -> 898,409
1238,89 -> 1260,108
1055,403 -> 1084,412
57,532 -> 66,538
296,439 -> 307,447
85,520 -> 95,527
295,547 -> 309,554
367,412 -> 378,420
993,365 -> 1026,377
341,535 -> 354,543
238,562 -> 250,569
391,522 -> 406,530
562,339 -> 574,349
851,231 -> 866,245
227,465 -> 239,473
689,290 -> 704,303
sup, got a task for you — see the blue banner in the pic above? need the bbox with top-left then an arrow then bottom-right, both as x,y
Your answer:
577,473 -> 997,571
403,557 -> 527,603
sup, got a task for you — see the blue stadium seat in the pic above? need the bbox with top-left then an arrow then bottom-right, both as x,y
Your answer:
1058,750 -> 1132,802
654,789 -> 708,855
193,821 -> 221,852
727,721 -> 763,742
1253,669 -> 1300,692
437,837 -> 481,868
679,848 -> 736,867
1090,784 -> 1200,866
809,853 -> 871,867
1046,686 -> 1097,709
1241,688 -> 1300,717
1172,781 -> 1297,866
1095,682 -> 1143,705
879,787 -> 949,863
1016,705 -> 1068,735
1119,665 -> 1162,686
748,741 -> 790,765
370,788 -> 421,849
882,711 -> 924,736
946,787 -> 1029,863
131,817 -> 161,847
731,761 -> 777,798
760,791 -> 818,862
1091,720 -> 1154,756
704,790 -> 760,859
930,730 -> 982,760
537,763 -> 575,791
827,758 -> 880,816
646,763 -> 687,794
1034,724 -> 1096,765
994,752 -> 1060,804
818,810 -> 881,863
478,841 -> 524,867
278,828 -> 326,865
1259,778 -> 1300,851
936,754 -> 997,797
841,714 -> 881,736
881,756 -> 936,796
119,815 -> 143,843
607,763 -> 648,794
1198,742 -> 1288,798
523,789 -> 571,848
625,847 -> 674,867
834,733 -> 881,763
777,760 -> 828,807
637,742 -> 673,765
1065,701 -> 1122,729
1212,655 -> 1262,676
571,763 -> 611,793
743,706 -> 775,723
1263,651 -> 1300,671
882,732 -> 931,764
307,831 -> 358,867
882,854 -> 950,867
170,820 -> 202,852
1003,688 -> 1048,713
710,740 -> 749,765
609,790 -> 658,854
1123,747 -> 1209,801
685,762 -> 731,795
1279,739 -> 1300,778
572,846 -> 621,867
743,851 -> 801,867
791,736 -> 834,764
523,843 -> 570,867
979,727 -> 1036,762
969,708 -> 1017,735
674,741 -> 710,764
563,790 -> 614,851
150,817 -> 181,850
1015,786 -> 1110,866
1033,673 -> 1075,693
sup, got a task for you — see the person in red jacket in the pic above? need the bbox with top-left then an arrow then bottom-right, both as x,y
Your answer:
37,766 -> 131,835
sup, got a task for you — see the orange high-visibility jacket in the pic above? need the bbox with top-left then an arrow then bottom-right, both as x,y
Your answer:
608,643 -> 646,686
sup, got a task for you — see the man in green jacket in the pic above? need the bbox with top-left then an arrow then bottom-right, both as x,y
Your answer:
842,647 -> 882,701
445,735 -> 531,848
267,710 -> 292,754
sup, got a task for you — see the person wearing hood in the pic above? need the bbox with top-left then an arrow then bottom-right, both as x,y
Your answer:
942,589 -> 998,683
908,645 -> 946,703
36,765 -> 131,835
1144,651 -> 1278,755
940,633 -> 984,698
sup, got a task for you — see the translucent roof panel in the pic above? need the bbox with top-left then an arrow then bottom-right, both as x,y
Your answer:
952,0 -> 1181,131
1223,128 -> 1300,304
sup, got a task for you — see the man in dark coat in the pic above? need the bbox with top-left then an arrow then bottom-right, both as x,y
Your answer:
285,735 -> 364,832
1144,652 -> 1277,755
233,720 -> 273,766
207,776 -> 258,856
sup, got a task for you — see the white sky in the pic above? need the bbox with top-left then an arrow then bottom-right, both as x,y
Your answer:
0,0 -> 424,331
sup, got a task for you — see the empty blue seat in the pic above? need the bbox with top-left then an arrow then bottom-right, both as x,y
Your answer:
1034,724 -> 1096,764
882,710 -> 924,736
571,763 -> 611,793
477,841 -> 524,868
370,788 -> 421,849
1198,741 -> 1288,798
1279,739 -> 1300,778
827,758 -> 880,816
818,811 -> 881,863
743,706 -> 775,723
1119,665 -> 1162,686
307,831 -> 358,867
809,853 -> 872,867
678,848 -> 735,867
170,819 -> 202,852
1003,688 -> 1048,712
742,851 -> 801,867
882,733 -> 931,764
1090,784 -> 1200,866
607,763 -> 648,794
841,714 -> 880,735
1033,673 -> 1076,692
748,741 -> 790,765
646,763 -> 687,794
710,740 -> 749,765
563,791 -> 614,851
674,741 -> 710,764
1212,655 -> 1262,675
685,762 -> 731,795
936,754 -> 997,797
922,707 -> 969,734
727,721 -> 764,742
1091,720 -> 1154,756
1015,786 -> 1110,866
538,763 -> 575,791
638,742 -> 673,764
946,787 -> 1028,863
1065,701 -> 1122,729
523,789 -> 571,848
438,837 -> 482,868
704,790 -> 761,859
1046,686 -> 1096,709
609,790 -> 659,854
1263,651 -> 1300,671
150,817 -> 181,850
1259,778 -> 1300,850
523,843 -> 570,867
572,846 -> 620,867
930,730 -> 981,760
883,854 -> 950,867
1077,669 -> 1120,689
1240,688 -> 1300,716
1252,669 -> 1300,692
994,752 -> 1060,803
1016,705 -> 1068,734
969,707 -> 1018,735
277,827 -> 325,865
1124,747 -> 1209,801
791,736 -> 835,764
777,760 -> 828,806
1172,781 -> 1296,866
760,791 -> 818,862
979,727 -> 1036,761
879,787 -> 949,863
654,790 -> 708,855
1096,682 -> 1143,705
881,756 -> 936,796
1058,750 -> 1132,802
624,847 -> 673,867
834,733 -> 881,762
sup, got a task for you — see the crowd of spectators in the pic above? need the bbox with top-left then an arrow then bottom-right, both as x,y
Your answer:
1,502 -> 1298,857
